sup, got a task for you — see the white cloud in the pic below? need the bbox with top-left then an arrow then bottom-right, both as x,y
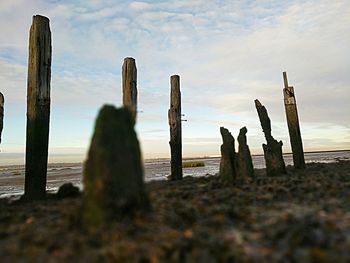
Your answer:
129,1 -> 152,11
0,0 -> 349,158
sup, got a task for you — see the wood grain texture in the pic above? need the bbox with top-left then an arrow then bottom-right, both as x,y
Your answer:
122,57 -> 137,123
0,92 -> 3,144
24,15 -> 52,200
237,126 -> 254,178
168,75 -> 182,180
255,99 -> 286,176
219,127 -> 236,183
283,72 -> 305,169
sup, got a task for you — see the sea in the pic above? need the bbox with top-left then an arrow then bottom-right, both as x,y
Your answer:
0,150 -> 349,199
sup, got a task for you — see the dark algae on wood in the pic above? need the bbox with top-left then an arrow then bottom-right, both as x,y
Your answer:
168,75 -> 183,181
24,15 -> 52,200
82,105 -> 150,229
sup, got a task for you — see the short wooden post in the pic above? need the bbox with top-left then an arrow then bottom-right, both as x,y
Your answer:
24,15 -> 52,200
283,72 -> 305,169
237,127 -> 254,178
255,99 -> 286,176
0,92 -> 4,144
122,57 -> 137,123
83,105 -> 150,229
219,127 -> 236,183
168,75 -> 182,180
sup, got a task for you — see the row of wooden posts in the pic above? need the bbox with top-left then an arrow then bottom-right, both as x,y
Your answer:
0,15 -> 305,203
218,71 -> 306,182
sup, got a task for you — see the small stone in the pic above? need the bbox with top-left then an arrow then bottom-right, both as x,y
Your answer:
56,183 -> 80,199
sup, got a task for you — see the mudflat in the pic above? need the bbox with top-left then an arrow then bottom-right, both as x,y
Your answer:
0,161 -> 350,262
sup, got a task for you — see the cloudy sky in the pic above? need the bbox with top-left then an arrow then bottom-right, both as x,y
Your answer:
0,0 -> 349,163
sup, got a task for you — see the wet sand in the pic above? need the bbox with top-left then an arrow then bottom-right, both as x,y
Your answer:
2,151 -> 349,198
0,157 -> 222,198
0,160 -> 350,262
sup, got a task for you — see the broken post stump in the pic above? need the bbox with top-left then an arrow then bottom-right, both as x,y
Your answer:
24,15 -> 52,200
122,57 -> 137,123
237,127 -> 254,178
219,127 -> 236,183
83,105 -> 150,228
283,72 -> 305,169
168,75 -> 183,181
0,92 -> 3,144
254,99 -> 286,176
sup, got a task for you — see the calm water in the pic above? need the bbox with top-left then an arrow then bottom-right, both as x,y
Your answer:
0,150 -> 349,198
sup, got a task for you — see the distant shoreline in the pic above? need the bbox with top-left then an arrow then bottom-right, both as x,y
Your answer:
0,149 -> 349,168
151,149 -> 350,160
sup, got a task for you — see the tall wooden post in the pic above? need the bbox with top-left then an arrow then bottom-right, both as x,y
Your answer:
283,72 -> 305,169
24,15 -> 52,200
122,57 -> 137,123
168,75 -> 182,180
0,92 -> 4,144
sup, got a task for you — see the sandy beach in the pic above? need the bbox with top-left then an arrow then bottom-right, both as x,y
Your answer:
0,160 -> 350,262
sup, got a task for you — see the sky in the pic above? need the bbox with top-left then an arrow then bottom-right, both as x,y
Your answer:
0,0 -> 349,164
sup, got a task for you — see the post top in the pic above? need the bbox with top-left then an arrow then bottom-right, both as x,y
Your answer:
283,71 -> 289,87
33,15 -> 50,22
240,126 -> 247,134
171,74 -> 180,78
254,99 -> 262,107
124,57 -> 135,61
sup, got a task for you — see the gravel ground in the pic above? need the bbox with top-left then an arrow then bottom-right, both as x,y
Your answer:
0,160 -> 350,262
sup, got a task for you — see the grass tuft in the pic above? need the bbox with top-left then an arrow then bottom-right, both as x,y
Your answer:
182,161 -> 205,168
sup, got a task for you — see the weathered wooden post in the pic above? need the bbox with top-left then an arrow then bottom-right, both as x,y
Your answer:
122,57 -> 137,123
24,15 -> 52,200
255,99 -> 286,176
0,92 -> 4,144
168,75 -> 182,180
219,127 -> 236,183
237,127 -> 254,178
83,105 -> 150,228
283,72 -> 305,169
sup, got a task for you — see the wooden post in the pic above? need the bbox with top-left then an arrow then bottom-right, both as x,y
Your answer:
283,72 -> 305,169
255,99 -> 286,176
219,127 -> 236,183
83,106 -> 150,228
168,75 -> 182,180
122,57 -> 137,123
0,92 -> 3,144
237,127 -> 254,178
24,15 -> 52,200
